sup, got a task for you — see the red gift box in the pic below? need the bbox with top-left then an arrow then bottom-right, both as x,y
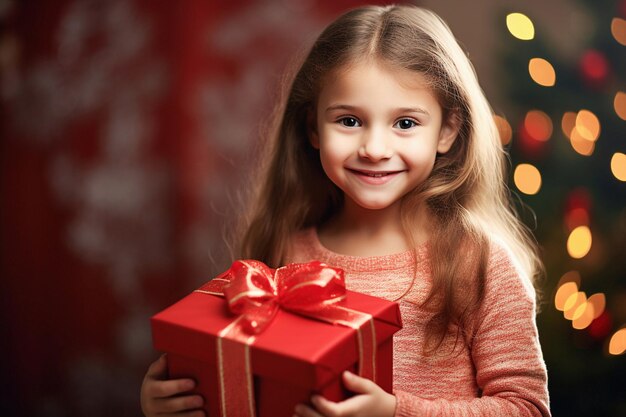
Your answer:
151,261 -> 402,417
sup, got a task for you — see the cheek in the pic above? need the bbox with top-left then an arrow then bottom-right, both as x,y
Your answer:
402,142 -> 438,166
319,135 -> 353,163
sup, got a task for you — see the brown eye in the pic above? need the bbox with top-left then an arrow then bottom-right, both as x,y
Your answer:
394,119 -> 417,130
339,117 -> 361,127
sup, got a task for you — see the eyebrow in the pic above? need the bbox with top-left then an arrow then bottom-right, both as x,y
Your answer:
324,104 -> 431,116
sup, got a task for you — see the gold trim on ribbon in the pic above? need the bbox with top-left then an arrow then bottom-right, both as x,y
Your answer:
195,289 -> 226,296
244,344 -> 255,417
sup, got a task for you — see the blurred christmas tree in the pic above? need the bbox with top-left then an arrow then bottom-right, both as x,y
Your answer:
497,0 -> 626,416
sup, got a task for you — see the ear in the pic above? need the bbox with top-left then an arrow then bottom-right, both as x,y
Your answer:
307,108 -> 320,149
437,111 -> 461,154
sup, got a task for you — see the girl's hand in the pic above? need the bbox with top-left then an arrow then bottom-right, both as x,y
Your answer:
140,354 -> 206,417
294,371 -> 396,417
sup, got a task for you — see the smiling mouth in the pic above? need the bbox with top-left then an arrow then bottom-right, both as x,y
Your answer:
347,168 -> 404,177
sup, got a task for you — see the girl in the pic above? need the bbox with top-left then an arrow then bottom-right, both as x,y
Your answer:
141,5 -> 550,417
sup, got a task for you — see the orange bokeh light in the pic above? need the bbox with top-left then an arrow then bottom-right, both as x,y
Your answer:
567,225 -> 592,259
555,281 -> 579,311
611,17 -> 626,46
564,291 -> 587,320
575,110 -> 601,142
528,58 -> 556,87
561,112 -> 576,138
570,127 -> 595,156
572,301 -> 595,329
524,110 -> 553,141
614,91 -> 626,121
609,328 -> 626,355
587,293 -> 606,319
493,115 -> 513,145
611,152 -> 626,182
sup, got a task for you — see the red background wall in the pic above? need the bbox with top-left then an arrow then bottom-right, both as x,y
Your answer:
0,1 -> 392,416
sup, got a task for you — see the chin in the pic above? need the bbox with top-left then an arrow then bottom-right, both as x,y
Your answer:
353,199 -> 395,211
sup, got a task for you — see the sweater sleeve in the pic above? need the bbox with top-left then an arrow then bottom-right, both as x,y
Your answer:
394,245 -> 550,417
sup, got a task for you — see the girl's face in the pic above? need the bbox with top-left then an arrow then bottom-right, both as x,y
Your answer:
310,60 -> 458,214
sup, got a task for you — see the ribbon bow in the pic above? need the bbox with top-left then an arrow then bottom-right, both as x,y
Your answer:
221,260 -> 346,334
196,260 -> 377,417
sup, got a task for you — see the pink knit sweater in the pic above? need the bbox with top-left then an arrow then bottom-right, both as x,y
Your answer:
287,228 -> 550,417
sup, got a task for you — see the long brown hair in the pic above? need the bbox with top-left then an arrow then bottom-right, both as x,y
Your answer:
237,5 -> 542,353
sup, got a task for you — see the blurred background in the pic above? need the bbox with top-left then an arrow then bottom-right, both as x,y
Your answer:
1,0 -> 625,416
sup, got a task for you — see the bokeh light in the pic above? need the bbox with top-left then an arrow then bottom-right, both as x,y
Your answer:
608,328 -> 626,355
555,281 -> 579,311
506,12 -> 535,40
555,272 -> 606,331
529,58 -> 556,87
579,50 -> 610,85
611,17 -> 626,46
611,152 -> 626,181
575,109 -> 601,142
587,293 -> 606,319
572,300 -> 595,329
564,291 -> 586,320
564,109 -> 601,157
569,127 -> 595,156
565,207 -> 590,230
569,132 -> 595,156
493,115 -> 513,145
513,163 -> 542,195
589,311 -> 613,340
524,110 -> 553,141
558,270 -> 582,287
561,111 -> 576,138
567,225 -> 592,259
565,188 -> 592,214
614,91 -> 626,120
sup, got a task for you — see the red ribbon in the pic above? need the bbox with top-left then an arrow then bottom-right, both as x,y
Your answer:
196,260 -> 377,417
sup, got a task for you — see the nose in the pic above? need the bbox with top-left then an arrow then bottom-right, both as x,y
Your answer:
358,129 -> 392,161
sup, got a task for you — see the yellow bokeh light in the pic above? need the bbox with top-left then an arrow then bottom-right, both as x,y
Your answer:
587,293 -> 606,319
564,291 -> 586,320
561,111 -> 576,139
513,163 -> 542,195
572,300 -> 592,321
555,281 -> 579,311
611,152 -> 626,182
575,110 -> 601,142
506,13 -> 535,40
572,301 -> 595,329
528,58 -> 556,87
615,91 -> 626,120
524,110 -> 553,141
611,17 -> 626,46
609,328 -> 626,355
493,115 -> 513,145
570,127 -> 595,156
567,225 -> 592,259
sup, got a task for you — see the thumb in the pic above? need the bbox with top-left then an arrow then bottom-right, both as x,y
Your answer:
342,371 -> 377,394
145,354 -> 168,379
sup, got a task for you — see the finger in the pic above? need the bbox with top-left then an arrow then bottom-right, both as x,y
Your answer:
145,354 -> 168,379
311,395 -> 345,417
294,403 -> 325,417
154,394 -> 204,413
147,378 -> 196,398
342,371 -> 377,394
313,393 -> 379,417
